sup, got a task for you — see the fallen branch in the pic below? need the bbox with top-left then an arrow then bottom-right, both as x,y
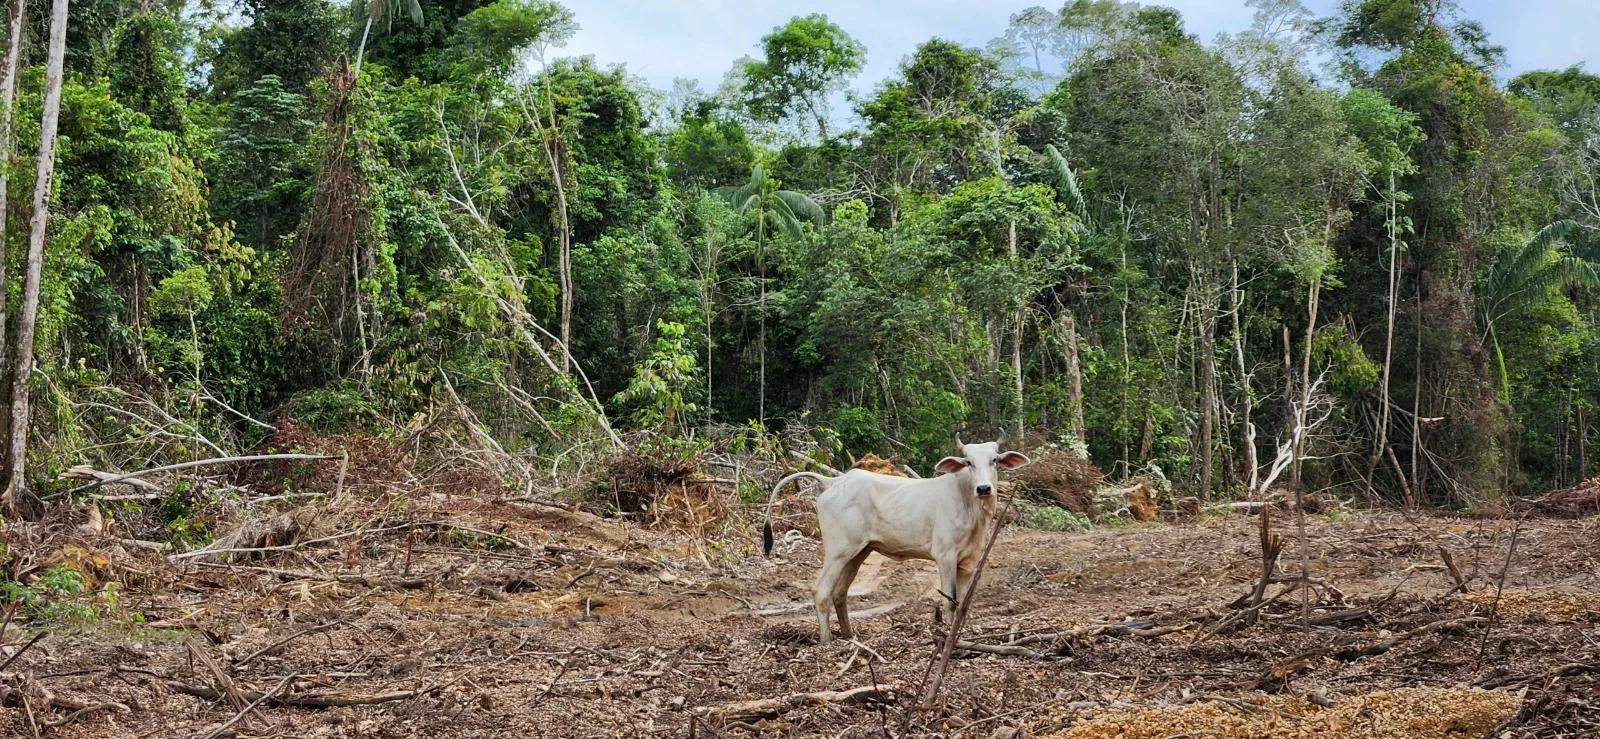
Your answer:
920,510 -> 1005,708
0,632 -> 44,673
43,700 -> 127,729
166,681 -> 422,708
186,561 -> 435,590
1333,616 -> 1486,661
171,524 -> 410,562
196,672 -> 296,739
60,465 -> 162,492
788,450 -> 841,476
1254,615 -> 1488,690
235,620 -> 345,666
696,685 -> 897,723
951,641 -> 1045,659
66,454 -> 335,495
1477,521 -> 1522,664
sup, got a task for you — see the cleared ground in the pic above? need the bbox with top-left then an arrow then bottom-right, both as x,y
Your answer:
1,496 -> 1596,738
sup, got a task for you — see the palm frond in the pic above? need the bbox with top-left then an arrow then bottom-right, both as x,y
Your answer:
774,190 -> 823,226
1527,219 -> 1578,251
400,0 -> 424,26
1483,220 -> 1600,324
358,0 -> 423,27
1045,143 -> 1089,226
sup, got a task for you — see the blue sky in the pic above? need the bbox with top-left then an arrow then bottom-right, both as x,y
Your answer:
558,1 -> 1599,95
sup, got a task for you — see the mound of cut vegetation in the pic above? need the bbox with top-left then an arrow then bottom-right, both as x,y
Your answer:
1014,450 -> 1104,515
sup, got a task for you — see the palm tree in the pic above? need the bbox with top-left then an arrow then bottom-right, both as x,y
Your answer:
717,163 -> 823,423
1480,220 -> 1600,406
353,0 -> 423,77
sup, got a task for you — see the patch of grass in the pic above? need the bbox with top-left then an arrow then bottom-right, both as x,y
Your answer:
738,477 -> 766,506
1318,508 -> 1354,523
4,565 -> 125,627
1013,499 -> 1092,532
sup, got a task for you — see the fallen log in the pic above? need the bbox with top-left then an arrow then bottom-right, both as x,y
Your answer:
166,680 -> 421,708
1255,615 -> 1488,690
65,453 -> 335,495
951,641 -> 1046,659
696,684 -> 897,723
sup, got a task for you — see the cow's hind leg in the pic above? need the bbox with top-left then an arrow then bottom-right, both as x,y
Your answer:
831,548 -> 871,640
813,549 -> 853,644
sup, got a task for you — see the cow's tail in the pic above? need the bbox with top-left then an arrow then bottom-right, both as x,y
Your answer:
763,471 -> 832,556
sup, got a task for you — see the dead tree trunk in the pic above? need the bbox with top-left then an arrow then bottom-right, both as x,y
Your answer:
3,0 -> 67,516
1580,404 -> 1588,482
1282,325 -> 1295,490
1293,274 -> 1321,632
1230,263 -> 1257,494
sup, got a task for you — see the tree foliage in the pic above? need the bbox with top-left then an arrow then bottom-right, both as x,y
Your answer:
0,0 -> 1595,508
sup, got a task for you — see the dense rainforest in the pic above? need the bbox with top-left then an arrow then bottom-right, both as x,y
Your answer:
0,0 -> 1597,518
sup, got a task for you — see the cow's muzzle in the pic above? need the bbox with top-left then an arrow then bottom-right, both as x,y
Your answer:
975,484 -> 992,497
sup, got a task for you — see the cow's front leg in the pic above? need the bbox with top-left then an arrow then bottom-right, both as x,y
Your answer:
953,565 -> 974,616
934,554 -> 959,626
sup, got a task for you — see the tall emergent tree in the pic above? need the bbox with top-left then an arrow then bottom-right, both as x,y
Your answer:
739,14 -> 865,140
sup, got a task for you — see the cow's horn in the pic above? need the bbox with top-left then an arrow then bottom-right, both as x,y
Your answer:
997,427 -> 1009,446
955,435 -> 964,452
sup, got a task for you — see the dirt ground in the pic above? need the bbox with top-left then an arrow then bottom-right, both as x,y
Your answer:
1,497 -> 1597,738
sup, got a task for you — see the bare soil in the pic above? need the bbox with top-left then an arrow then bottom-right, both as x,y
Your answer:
2,499 -> 1597,738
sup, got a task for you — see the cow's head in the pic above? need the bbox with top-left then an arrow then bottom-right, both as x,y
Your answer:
935,436 -> 1030,497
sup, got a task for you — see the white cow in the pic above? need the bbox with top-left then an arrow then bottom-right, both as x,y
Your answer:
762,439 -> 1030,644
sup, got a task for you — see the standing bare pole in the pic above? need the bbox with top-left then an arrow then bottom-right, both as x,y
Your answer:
2,0 -> 68,516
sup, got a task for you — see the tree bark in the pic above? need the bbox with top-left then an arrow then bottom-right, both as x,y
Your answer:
1230,263 -> 1257,495
1063,313 -> 1084,444
1293,274 -> 1321,634
1009,221 -> 1024,440
757,217 -> 766,424
702,236 -> 715,421
353,14 -> 373,78
3,0 -> 67,516
1197,293 -> 1216,500
1292,277 -> 1321,490
524,72 -> 574,375
0,0 -> 25,363
1410,281 -> 1422,506
1580,404 -> 1588,482
1282,325 -> 1295,490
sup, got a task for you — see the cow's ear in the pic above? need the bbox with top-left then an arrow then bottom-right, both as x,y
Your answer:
996,451 -> 1031,470
935,457 -> 968,475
